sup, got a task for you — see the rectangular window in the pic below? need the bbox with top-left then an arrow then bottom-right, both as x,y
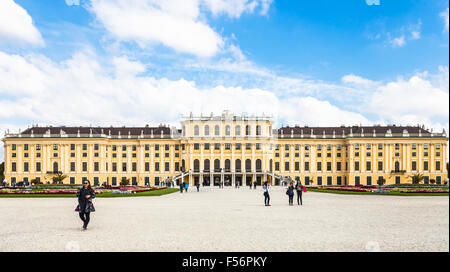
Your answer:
436,161 -> 440,171
12,144 -> 16,151
327,162 -> 331,171
36,144 -> 41,151
70,162 -> 75,172
112,145 -> 117,151
336,162 -> 341,171
327,176 -> 332,185
214,143 -> 220,150
235,143 -> 241,150
317,144 -> 322,151
94,162 -> 99,172
295,144 -> 299,150
354,161 -> 360,171
317,162 -> 322,171
175,144 -> 179,151
12,162 -> 16,172
122,145 -> 127,151
82,162 -> 88,172
317,176 -> 322,185
53,153 -> 58,157
82,144 -> 87,151
366,152 -> 371,157
366,144 -> 371,150
155,162 -> 160,171
305,144 -> 310,151
164,153 -> 169,158
122,162 -> 127,172
412,152 -> 416,157
295,162 -> 299,171
285,144 -> 289,150
275,162 -> 280,171
395,143 -> 400,150
366,161 -> 371,171
304,161 -> 309,171
327,144 -> 332,151
145,162 -> 150,172
412,143 -> 416,150
165,145 -> 169,151
285,153 -> 289,157
285,162 -> 290,171
355,144 -> 360,150
36,162 -> 41,172
122,153 -> 126,158
145,144 -> 150,151
204,143 -> 210,150
355,152 -> 359,157
246,143 -> 251,150
423,161 -> 429,171
424,143 -> 428,150
225,143 -> 231,150
112,163 -> 117,172
412,161 -> 417,171
255,143 -> 261,150
355,176 -> 360,186
337,144 -> 341,151
194,143 -> 199,150
436,143 -> 441,149
132,162 -> 137,172
327,153 -> 331,158
317,153 -> 322,158
175,162 -> 180,171
436,176 -> 442,184
378,161 -> 383,171
337,176 -> 342,185
24,144 -> 29,151
24,162 -> 29,172
94,144 -> 99,151
53,144 -> 58,150
367,176 -> 372,185
378,144 -> 383,149
70,177 -> 75,184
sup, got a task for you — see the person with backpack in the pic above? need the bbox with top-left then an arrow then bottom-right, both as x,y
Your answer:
184,182 -> 189,193
263,181 -> 271,206
286,182 -> 294,206
296,181 -> 303,205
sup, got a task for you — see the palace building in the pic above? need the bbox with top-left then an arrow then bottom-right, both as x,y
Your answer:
2,111 -> 448,186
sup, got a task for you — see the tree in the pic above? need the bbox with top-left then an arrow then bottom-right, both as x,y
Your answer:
120,177 -> 130,186
30,178 -> 40,186
51,173 -> 67,184
377,177 -> 386,187
430,179 -> 436,185
410,173 -> 424,185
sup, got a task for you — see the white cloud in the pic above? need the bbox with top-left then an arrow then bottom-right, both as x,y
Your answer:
366,69 -> 449,126
390,35 -> 406,47
87,0 -> 272,57
88,0 -> 223,57
0,0 -> 44,46
411,31 -> 420,40
440,8 -> 449,32
65,0 -> 80,6
201,0 -> 272,18
341,74 -> 380,89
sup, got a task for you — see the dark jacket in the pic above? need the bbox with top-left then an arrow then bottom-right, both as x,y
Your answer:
287,185 -> 294,196
76,188 -> 96,213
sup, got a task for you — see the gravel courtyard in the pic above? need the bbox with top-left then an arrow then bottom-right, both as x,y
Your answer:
0,187 -> 448,252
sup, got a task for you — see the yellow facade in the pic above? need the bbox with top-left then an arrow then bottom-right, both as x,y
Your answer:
2,111 -> 448,186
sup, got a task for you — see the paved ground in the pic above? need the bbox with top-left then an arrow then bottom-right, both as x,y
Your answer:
0,186 -> 448,252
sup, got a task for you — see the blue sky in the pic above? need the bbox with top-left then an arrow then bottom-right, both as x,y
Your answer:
0,0 -> 449,160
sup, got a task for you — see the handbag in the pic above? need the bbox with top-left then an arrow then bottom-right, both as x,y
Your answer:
302,186 -> 307,193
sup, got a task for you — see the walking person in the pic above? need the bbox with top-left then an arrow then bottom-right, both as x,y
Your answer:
180,182 -> 184,193
184,182 -> 189,193
263,181 -> 271,206
76,179 -> 96,230
286,182 -> 294,206
196,182 -> 200,192
296,181 -> 303,205
253,182 -> 257,190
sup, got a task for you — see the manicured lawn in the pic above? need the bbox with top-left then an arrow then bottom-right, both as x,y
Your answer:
0,188 -> 179,198
308,188 -> 449,196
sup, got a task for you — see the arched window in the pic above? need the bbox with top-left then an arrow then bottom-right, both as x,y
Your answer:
194,159 -> 200,172
256,125 -> 261,136
246,125 -> 251,136
204,125 -> 209,136
245,159 -> 252,172
225,159 -> 231,172
395,161 -> 400,171
225,125 -> 231,136
235,159 -> 241,172
256,159 -> 262,172
204,159 -> 210,171
235,125 -> 241,136
53,162 -> 58,173
214,159 -> 220,172
215,125 -> 220,136
194,125 -> 199,136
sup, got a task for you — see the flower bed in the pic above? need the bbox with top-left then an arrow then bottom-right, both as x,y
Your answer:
0,186 -> 168,195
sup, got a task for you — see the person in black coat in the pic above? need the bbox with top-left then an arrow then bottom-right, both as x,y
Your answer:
76,180 -> 96,230
296,181 -> 303,205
